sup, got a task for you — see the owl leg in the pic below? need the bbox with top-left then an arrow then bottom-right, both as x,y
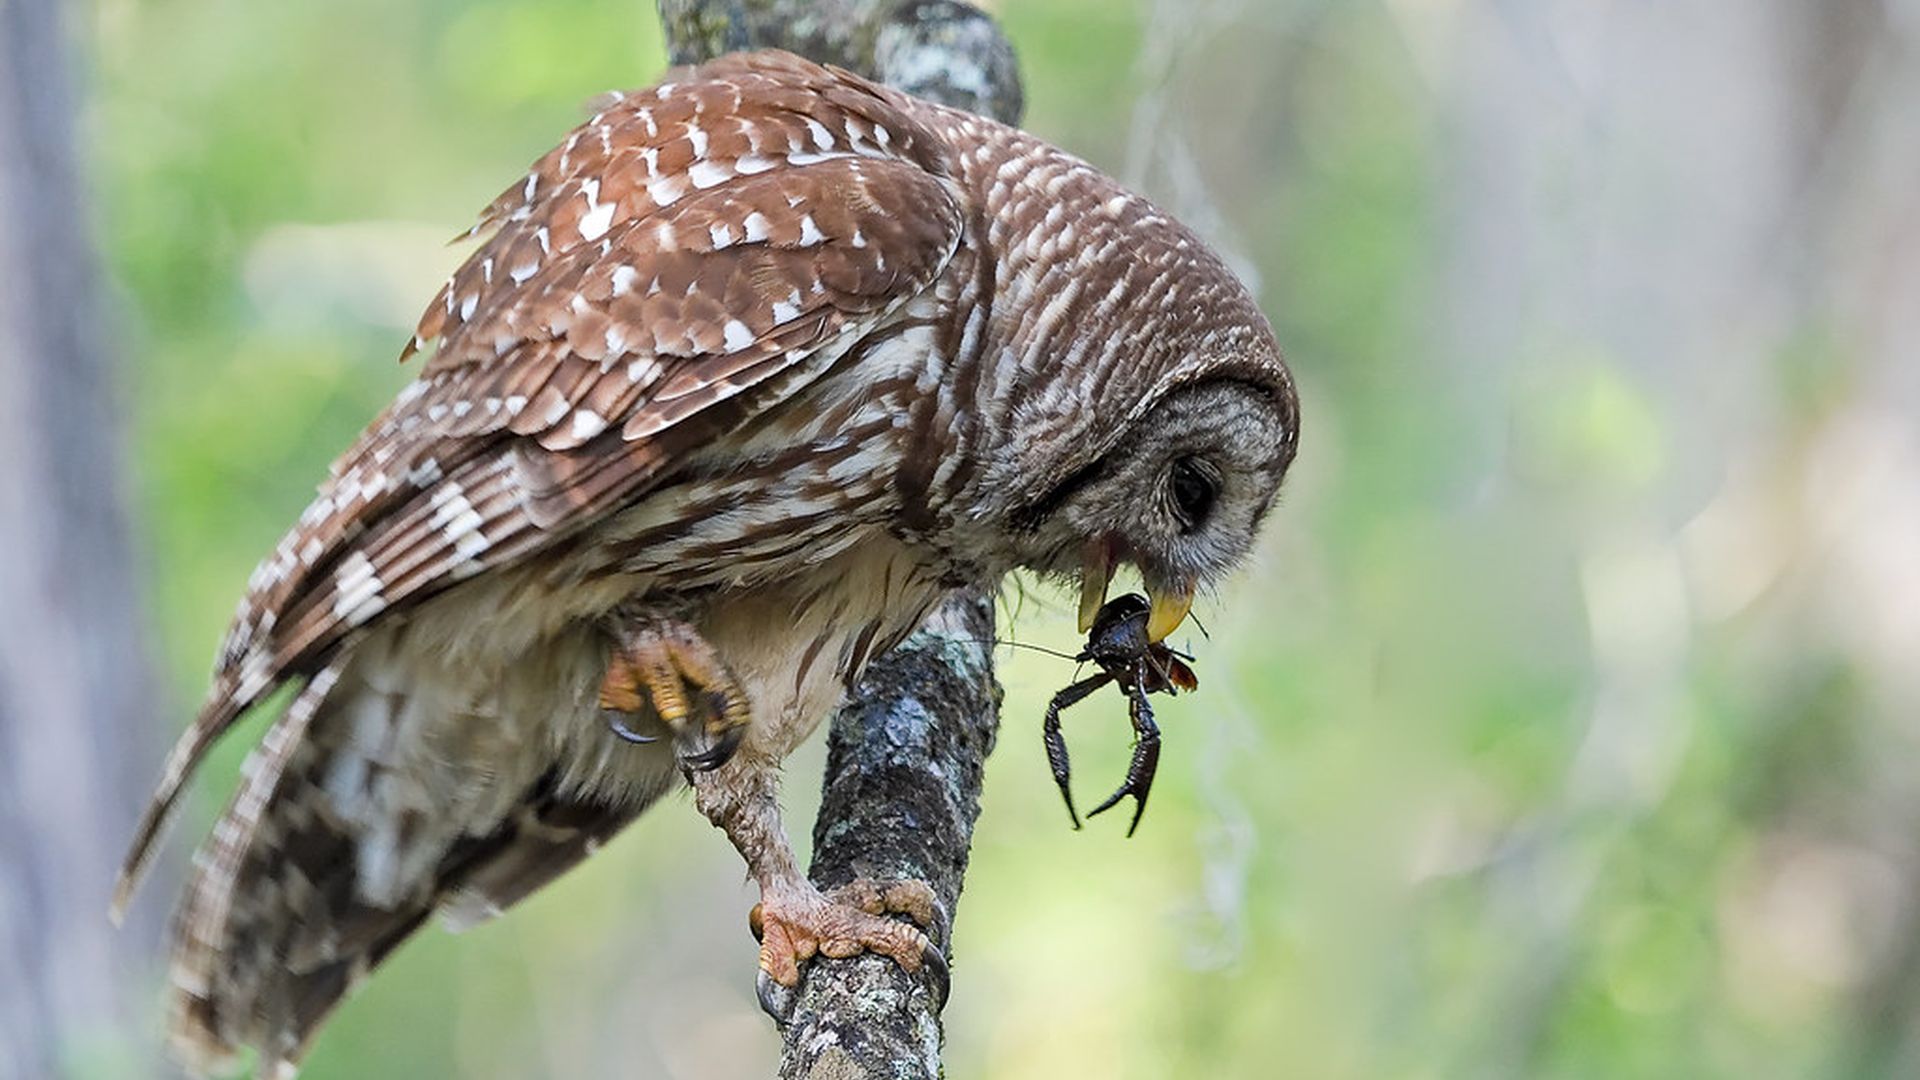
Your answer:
599,615 -> 750,771
689,763 -> 948,1020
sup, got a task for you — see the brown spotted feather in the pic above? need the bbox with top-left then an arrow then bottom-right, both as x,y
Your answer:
114,61 -> 963,911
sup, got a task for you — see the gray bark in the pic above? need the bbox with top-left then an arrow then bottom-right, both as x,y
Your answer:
781,594 -> 1002,1080
658,0 -> 1023,125
0,0 -> 164,1076
655,3 -> 1022,1077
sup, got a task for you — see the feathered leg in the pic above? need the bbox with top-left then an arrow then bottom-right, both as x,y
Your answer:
687,759 -> 947,1020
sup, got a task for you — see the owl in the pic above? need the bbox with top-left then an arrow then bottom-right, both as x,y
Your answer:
114,50 -> 1299,1074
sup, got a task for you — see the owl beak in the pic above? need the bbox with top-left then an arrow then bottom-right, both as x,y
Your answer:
1078,541 -> 1193,642
1077,541 -> 1115,633
1145,584 -> 1194,643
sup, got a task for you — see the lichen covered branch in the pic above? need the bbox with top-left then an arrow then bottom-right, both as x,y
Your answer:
779,593 -> 1001,1079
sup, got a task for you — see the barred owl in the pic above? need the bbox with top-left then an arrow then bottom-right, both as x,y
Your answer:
115,50 -> 1298,1074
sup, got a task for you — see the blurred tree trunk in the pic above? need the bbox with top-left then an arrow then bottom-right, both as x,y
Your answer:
657,3 -> 1019,1077
0,1 -> 164,1075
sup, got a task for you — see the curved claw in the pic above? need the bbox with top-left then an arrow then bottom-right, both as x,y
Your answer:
1045,725 -> 1082,830
919,940 -> 951,1010
601,614 -> 751,771
1084,747 -> 1157,836
1043,673 -> 1112,831
677,725 -> 744,773
756,968 -> 796,1025
1086,680 -> 1162,837
604,711 -> 659,744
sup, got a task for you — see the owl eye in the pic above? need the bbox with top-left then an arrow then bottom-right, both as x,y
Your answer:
1168,456 -> 1216,532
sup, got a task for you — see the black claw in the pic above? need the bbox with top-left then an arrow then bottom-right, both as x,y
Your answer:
1042,673 -> 1111,831
678,725 -> 743,773
1042,592 -> 1198,838
1085,682 -> 1162,837
920,942 -> 951,1010
1043,723 -> 1081,829
604,711 -> 659,744
922,894 -> 952,937
1084,749 -> 1158,836
755,969 -> 796,1025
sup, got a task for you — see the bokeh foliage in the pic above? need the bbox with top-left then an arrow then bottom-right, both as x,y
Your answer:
84,0 -> 1920,1076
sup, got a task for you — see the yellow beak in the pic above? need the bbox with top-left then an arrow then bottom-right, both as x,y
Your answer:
1079,541 -> 1194,642
1145,585 -> 1194,643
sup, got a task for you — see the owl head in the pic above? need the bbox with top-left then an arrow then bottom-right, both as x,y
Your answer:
962,144 -> 1299,643
1007,374 -> 1297,641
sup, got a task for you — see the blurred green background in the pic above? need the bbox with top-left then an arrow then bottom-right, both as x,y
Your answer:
76,0 -> 1920,1076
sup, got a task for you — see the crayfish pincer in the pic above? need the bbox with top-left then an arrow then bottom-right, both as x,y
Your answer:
1042,592 -> 1199,836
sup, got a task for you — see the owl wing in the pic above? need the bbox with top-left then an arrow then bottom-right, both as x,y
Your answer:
115,53 -> 964,913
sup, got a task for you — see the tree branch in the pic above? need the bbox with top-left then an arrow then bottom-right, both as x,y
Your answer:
659,0 -> 1023,124
784,592 -> 1001,1079
654,3 -> 1022,1076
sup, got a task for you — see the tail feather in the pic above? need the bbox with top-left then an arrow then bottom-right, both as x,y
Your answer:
437,793 -> 643,931
164,662 -> 342,1075
112,662 -> 282,924
112,691 -> 232,924
163,658 -> 670,1076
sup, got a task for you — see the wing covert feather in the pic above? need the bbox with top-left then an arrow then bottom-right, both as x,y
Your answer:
117,53 -> 964,908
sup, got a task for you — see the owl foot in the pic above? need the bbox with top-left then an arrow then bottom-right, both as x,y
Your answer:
748,877 -> 949,1021
599,616 -> 750,771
